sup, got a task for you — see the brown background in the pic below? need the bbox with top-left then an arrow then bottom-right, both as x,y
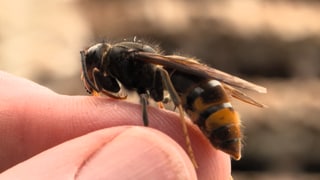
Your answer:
1,0 -> 320,179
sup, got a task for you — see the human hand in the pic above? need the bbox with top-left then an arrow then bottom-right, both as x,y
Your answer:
0,71 -> 231,179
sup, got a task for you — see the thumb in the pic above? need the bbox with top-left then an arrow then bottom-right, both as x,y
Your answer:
0,126 -> 196,180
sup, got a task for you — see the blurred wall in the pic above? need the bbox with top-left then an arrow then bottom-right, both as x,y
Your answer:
0,0 -> 91,94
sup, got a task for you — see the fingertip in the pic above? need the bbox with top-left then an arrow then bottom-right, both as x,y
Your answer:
76,126 -> 197,180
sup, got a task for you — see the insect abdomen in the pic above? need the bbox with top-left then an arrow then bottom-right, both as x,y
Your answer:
181,78 -> 242,160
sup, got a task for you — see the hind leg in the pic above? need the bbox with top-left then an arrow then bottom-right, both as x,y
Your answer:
156,67 -> 198,168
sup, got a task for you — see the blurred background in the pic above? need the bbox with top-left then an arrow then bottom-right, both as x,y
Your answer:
1,0 -> 319,179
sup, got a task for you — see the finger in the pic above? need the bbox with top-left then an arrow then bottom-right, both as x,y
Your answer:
0,71 -> 231,179
1,126 -> 197,180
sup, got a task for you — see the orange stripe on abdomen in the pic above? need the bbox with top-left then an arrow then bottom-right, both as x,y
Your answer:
186,80 -> 242,160
205,107 -> 242,160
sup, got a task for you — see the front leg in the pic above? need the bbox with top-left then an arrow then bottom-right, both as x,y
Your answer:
92,68 -> 127,99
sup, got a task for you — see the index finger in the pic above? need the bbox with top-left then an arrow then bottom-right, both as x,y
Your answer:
0,71 -> 231,179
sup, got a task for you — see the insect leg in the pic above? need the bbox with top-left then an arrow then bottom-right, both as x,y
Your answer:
150,69 -> 165,109
139,93 -> 149,126
91,69 -> 128,99
157,68 -> 198,168
150,68 -> 164,101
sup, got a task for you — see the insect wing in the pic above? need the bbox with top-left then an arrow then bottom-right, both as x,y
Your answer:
222,84 -> 267,108
135,52 -> 267,93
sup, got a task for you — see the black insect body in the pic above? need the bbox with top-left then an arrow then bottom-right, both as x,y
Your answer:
80,41 -> 266,167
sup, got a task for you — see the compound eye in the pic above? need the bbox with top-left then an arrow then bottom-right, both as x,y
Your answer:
87,43 -> 104,52
84,43 -> 109,71
86,43 -> 110,61
86,44 -> 103,61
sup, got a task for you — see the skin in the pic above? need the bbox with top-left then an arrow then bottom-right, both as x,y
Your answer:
0,71 -> 231,179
